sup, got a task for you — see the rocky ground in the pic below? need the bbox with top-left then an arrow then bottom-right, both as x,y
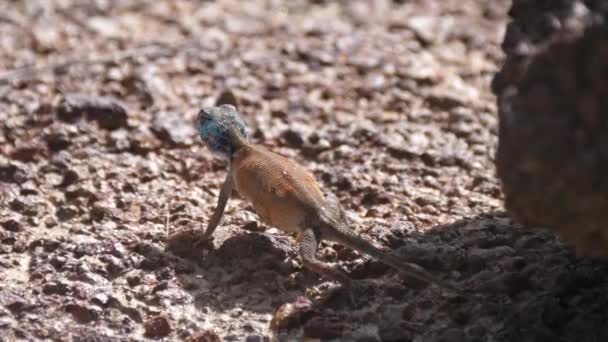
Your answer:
1,0 -> 608,341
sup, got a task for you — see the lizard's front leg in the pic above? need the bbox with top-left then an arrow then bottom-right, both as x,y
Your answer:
166,167 -> 233,254
200,168 -> 234,241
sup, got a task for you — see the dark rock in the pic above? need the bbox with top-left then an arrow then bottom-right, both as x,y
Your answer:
280,129 -> 304,148
0,289 -> 34,314
49,255 -> 66,270
215,233 -> 290,262
28,238 -> 61,252
64,303 -> 100,323
244,336 -> 263,342
437,328 -> 466,342
42,281 -> 69,295
126,272 -> 142,287
59,169 -> 79,187
44,132 -> 71,152
56,205 -> 79,221
303,314 -> 345,340
0,163 -> 28,184
89,204 -> 111,222
9,198 -> 38,216
1,219 -> 22,232
10,143 -> 44,162
361,188 -> 391,206
57,93 -> 128,130
493,0 -> 608,255
144,315 -> 172,338
378,305 -> 416,341
100,254 -> 126,276
186,330 -> 222,342
215,90 -> 239,108
241,220 -> 260,232
468,246 -> 515,271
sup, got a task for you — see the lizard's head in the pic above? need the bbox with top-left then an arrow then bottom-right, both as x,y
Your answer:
196,104 -> 248,158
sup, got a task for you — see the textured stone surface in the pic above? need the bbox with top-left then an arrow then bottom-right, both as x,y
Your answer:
493,0 -> 608,255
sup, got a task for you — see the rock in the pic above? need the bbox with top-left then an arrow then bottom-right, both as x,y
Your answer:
468,246 -> 515,270
59,169 -> 79,187
215,90 -> 239,108
87,16 -> 121,38
64,303 -> 100,323
10,143 -> 44,162
407,15 -> 453,45
57,93 -> 128,130
280,129 -> 304,148
270,296 -> 313,331
493,0 -> 608,256
0,289 -> 34,314
152,111 -> 196,146
378,305 -> 415,341
144,315 -> 172,338
242,220 -> 261,232
56,205 -> 79,221
303,314 -> 345,340
1,218 -> 22,232
165,229 -> 211,259
186,330 -> 222,342
89,204 -> 111,222
9,198 -> 38,217
436,328 -> 466,342
42,281 -> 69,295
126,271 -> 142,287
44,132 -> 71,152
215,233 -> 291,263
0,163 -> 28,184
32,21 -> 61,53
91,292 -> 111,307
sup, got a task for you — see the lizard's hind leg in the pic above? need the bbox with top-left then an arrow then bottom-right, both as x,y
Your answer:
299,228 -> 352,287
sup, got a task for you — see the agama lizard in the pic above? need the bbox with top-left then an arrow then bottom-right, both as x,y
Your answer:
170,95 -> 461,295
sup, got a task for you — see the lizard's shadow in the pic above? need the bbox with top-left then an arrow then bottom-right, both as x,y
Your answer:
137,231 -> 316,314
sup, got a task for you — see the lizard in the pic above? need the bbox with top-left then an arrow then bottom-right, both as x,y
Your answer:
169,94 -> 462,296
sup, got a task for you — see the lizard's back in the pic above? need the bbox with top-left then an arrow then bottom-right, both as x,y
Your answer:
231,144 -> 325,233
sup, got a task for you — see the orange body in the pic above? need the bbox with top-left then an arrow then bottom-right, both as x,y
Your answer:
230,144 -> 324,233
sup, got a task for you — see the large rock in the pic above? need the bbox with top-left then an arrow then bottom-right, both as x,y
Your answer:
493,0 -> 608,256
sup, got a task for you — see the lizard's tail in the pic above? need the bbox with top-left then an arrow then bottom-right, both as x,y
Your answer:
328,224 -> 462,295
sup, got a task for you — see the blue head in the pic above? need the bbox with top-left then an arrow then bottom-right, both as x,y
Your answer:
196,104 -> 248,158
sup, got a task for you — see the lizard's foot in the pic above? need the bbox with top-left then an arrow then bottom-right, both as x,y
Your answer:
165,229 -> 213,258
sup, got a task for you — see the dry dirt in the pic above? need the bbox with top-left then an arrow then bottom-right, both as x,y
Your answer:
1,1 -> 607,341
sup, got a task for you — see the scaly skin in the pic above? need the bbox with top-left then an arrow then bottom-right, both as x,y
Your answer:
170,95 -> 462,295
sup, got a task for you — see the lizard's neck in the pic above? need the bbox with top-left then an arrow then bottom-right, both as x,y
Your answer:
227,127 -> 249,159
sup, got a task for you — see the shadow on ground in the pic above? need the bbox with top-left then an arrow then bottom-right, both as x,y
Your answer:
155,212 -> 608,341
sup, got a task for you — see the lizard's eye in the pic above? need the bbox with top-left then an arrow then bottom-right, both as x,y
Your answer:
196,111 -> 205,131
